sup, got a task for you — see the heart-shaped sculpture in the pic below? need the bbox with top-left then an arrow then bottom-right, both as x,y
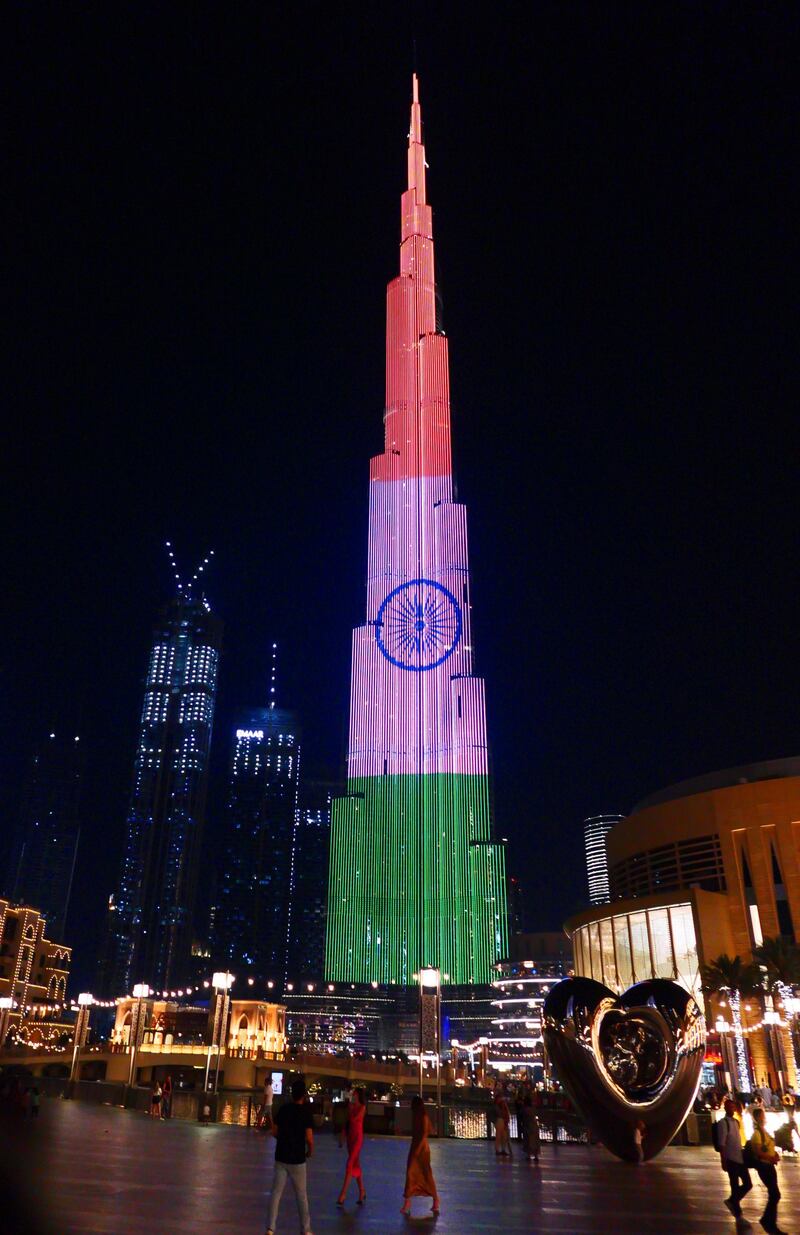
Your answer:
542,977 -> 706,1162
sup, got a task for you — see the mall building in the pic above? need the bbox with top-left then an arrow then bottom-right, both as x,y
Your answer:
565,759 -> 800,1092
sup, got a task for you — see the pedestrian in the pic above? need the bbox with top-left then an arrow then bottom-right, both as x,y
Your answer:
401,1095 -> 440,1217
336,1086 -> 366,1207
265,1076 -> 314,1235
30,1086 -> 41,1119
633,1119 -> 646,1164
748,1106 -> 785,1235
150,1079 -> 162,1119
758,1079 -> 773,1109
493,1090 -> 512,1157
258,1073 -> 274,1129
519,1093 -> 540,1163
715,1098 -> 752,1224
512,1084 -> 524,1141
161,1074 -> 172,1120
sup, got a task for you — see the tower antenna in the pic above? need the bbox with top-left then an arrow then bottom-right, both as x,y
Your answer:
165,542 -> 216,596
186,548 -> 216,595
269,642 -> 278,709
165,541 -> 184,594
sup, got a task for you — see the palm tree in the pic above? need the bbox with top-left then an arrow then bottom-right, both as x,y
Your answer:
702,954 -> 761,1093
753,935 -> 800,1075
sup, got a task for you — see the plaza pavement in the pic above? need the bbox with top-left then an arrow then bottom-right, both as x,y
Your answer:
4,1099 -> 800,1234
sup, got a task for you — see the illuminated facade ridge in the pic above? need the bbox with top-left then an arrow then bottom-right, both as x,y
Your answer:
325,76 -> 508,986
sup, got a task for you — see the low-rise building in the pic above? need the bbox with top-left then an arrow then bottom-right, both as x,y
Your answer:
111,995 -> 285,1059
0,898 -> 72,1045
488,958 -> 569,1079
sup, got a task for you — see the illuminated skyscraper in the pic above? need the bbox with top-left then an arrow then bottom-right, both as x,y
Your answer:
213,704 -> 301,983
583,814 -> 624,906
8,732 -> 84,941
100,578 -> 222,994
325,77 -> 508,986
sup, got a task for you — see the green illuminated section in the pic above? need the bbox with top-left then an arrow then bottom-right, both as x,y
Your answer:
325,774 -> 508,985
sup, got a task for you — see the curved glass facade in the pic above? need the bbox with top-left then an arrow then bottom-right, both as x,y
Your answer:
571,901 -> 702,1006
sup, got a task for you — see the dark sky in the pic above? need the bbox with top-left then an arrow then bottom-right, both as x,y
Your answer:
4,4 -> 797,987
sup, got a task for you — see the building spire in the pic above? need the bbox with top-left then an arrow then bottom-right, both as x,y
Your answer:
164,541 -> 215,597
165,541 -> 184,593
269,641 -> 278,709
408,73 -> 425,202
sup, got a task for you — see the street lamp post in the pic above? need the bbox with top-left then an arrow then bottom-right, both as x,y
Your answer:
0,996 -> 14,1050
68,993 -> 94,1091
203,972 -> 234,1097
419,967 -> 441,1135
127,983 -> 151,1094
715,1015 -> 734,1092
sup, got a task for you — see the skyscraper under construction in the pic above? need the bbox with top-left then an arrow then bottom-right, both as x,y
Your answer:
100,565 -> 222,994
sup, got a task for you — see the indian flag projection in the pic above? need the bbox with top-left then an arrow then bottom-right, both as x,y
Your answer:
325,76 -> 508,986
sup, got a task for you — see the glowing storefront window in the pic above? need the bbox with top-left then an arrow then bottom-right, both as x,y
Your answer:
613,915 -> 633,989
589,921 -> 601,982
649,908 -> 674,979
628,912 -> 651,983
580,926 -> 590,978
669,904 -> 701,1000
572,902 -> 700,1004
572,927 -> 583,976
599,917 -> 617,988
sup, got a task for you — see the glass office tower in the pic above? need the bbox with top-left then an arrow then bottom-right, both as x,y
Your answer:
213,707 -> 301,983
8,733 -> 84,941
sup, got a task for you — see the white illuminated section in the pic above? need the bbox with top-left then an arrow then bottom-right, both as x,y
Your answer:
749,903 -> 764,946
236,729 -> 264,740
583,815 -> 624,905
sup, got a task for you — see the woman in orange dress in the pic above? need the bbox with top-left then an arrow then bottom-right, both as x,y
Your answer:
402,1096 -> 440,1217
336,1087 -> 367,1206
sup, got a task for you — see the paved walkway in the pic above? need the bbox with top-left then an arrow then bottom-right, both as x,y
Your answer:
5,1099 -> 800,1234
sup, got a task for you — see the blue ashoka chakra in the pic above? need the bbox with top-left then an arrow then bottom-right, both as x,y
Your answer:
375,578 -> 462,672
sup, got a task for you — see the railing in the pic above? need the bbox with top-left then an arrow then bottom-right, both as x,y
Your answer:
444,1106 -> 588,1142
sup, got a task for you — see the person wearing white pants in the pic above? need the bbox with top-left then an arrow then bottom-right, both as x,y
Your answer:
265,1078 -> 315,1235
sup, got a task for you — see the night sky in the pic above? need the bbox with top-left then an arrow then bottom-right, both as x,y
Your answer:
5,5 -> 796,988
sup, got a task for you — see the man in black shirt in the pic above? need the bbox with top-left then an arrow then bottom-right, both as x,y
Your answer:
265,1077 -> 315,1235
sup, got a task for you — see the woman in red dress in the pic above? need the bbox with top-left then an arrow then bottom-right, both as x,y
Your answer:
401,1096 -> 440,1217
336,1086 -> 367,1207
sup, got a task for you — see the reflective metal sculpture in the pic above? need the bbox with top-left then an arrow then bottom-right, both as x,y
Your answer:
542,977 -> 706,1161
